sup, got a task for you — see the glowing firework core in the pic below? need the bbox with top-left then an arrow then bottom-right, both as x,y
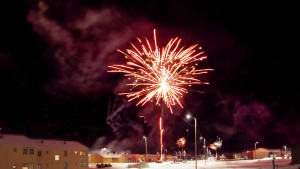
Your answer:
108,29 -> 213,113
177,137 -> 186,148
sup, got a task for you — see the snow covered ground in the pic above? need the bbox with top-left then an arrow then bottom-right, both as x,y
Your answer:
89,159 -> 300,169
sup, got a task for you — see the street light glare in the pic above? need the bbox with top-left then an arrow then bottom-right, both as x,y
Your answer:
186,114 -> 192,119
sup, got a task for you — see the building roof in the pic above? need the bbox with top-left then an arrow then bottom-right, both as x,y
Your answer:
0,134 -> 89,150
254,148 -> 281,152
100,153 -> 121,158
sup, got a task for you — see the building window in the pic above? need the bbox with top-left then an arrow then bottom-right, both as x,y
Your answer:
12,164 -> 16,168
80,151 -> 83,156
46,151 -> 48,155
46,164 -> 48,168
74,151 -> 78,155
29,163 -> 34,169
64,163 -> 68,169
55,155 -> 60,160
22,163 -> 27,169
64,151 -> 68,157
37,164 -> 42,169
23,148 -> 28,155
80,162 -> 83,167
13,148 -> 17,152
29,148 -> 34,155
38,151 -> 42,157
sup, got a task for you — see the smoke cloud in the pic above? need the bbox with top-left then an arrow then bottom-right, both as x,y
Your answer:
27,1 -> 152,98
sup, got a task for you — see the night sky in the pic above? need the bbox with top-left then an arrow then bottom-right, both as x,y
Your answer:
0,0 -> 299,154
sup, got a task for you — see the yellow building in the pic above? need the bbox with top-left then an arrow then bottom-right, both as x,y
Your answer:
0,135 -> 89,169
253,148 -> 281,159
89,153 -> 126,163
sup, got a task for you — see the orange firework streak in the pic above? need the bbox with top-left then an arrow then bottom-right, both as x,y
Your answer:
176,137 -> 186,148
159,117 -> 164,158
108,29 -> 212,160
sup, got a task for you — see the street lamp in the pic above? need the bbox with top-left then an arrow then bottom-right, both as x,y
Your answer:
254,141 -> 259,159
186,114 -> 197,169
200,137 -> 206,157
143,136 -> 148,162
283,145 -> 287,159
200,136 -> 207,166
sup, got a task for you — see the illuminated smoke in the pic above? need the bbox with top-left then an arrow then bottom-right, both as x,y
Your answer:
27,1 -> 152,97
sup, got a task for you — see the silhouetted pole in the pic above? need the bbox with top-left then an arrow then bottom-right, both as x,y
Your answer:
143,136 -> 148,162
272,156 -> 275,169
254,141 -> 259,159
194,118 -> 197,169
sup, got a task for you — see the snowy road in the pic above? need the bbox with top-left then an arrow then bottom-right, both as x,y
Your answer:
89,159 -> 300,169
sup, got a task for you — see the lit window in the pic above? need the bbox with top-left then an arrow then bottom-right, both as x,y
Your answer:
30,149 -> 34,155
64,151 -> 68,157
80,151 -> 83,155
22,163 -> 29,169
74,151 -> 78,155
12,164 -> 16,168
55,155 -> 60,160
23,148 -> 28,155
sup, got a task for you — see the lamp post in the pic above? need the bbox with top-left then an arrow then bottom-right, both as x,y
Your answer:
283,145 -> 287,159
186,114 -> 197,169
200,136 -> 207,166
200,136 -> 206,161
143,136 -> 148,162
254,141 -> 259,159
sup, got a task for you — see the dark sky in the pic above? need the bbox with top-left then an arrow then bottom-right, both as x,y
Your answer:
0,0 -> 299,154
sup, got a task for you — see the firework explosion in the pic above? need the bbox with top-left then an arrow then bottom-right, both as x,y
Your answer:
176,137 -> 186,148
108,29 -> 213,113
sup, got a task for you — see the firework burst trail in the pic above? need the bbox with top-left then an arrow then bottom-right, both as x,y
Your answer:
108,29 -> 213,159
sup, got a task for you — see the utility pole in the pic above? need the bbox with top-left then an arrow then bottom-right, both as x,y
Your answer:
186,114 -> 197,169
254,141 -> 259,159
283,145 -> 287,159
195,118 -> 197,169
143,136 -> 148,162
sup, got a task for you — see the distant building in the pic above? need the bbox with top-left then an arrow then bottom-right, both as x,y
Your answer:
291,144 -> 300,164
90,153 -> 125,163
0,134 -> 89,169
89,153 -> 146,163
89,151 -> 175,165
253,148 -> 281,159
223,148 -> 290,160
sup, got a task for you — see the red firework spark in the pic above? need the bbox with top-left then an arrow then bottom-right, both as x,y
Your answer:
108,29 -> 213,113
176,137 -> 186,148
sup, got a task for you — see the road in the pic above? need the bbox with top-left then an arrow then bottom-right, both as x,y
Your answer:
89,159 -> 300,169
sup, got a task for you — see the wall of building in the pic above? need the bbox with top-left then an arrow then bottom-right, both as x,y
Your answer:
0,145 -> 89,169
0,145 -> 40,169
292,144 -> 300,164
90,154 -> 104,163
